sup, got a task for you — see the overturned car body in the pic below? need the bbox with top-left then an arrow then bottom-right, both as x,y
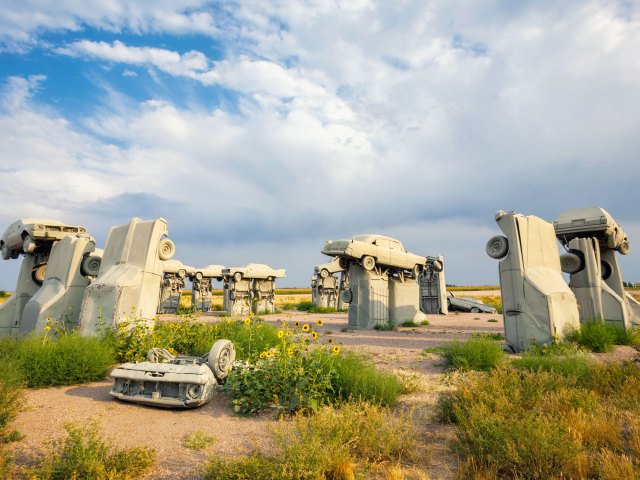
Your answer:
110,339 -> 235,408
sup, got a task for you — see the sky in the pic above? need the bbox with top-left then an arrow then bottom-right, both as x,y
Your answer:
0,0 -> 639,290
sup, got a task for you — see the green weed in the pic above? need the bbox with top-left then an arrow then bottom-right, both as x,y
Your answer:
183,430 -> 215,450
30,419 -> 155,479
373,321 -> 396,331
568,322 -> 617,353
400,320 -> 419,327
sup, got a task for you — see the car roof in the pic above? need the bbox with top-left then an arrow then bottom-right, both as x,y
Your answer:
352,234 -> 401,243
554,207 -> 613,225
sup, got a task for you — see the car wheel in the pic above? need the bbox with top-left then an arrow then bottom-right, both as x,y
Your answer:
560,251 -> 584,274
486,236 -> 509,259
1,243 -> 10,261
320,269 -> 329,278
618,240 -> 630,255
32,264 -> 47,284
361,255 -> 375,271
81,255 -> 102,277
229,290 -> 236,301
601,260 -> 612,281
233,272 -> 242,282
177,269 -> 186,279
195,272 -> 203,281
158,238 -> 175,260
208,339 -> 236,381
471,307 -> 480,313
23,235 -> 36,254
432,259 -> 444,272
341,289 -> 352,303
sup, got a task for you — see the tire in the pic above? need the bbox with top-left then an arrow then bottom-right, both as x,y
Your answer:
81,255 -> 102,277
208,339 -> 236,381
361,255 -> 375,271
229,290 -> 236,301
601,260 -> 612,281
560,252 -> 583,274
195,272 -> 203,281
158,238 -> 175,260
177,269 -> 186,279
432,259 -> 443,272
233,272 -> 242,282
471,307 -> 480,314
23,235 -> 36,254
486,236 -> 509,259
320,269 -> 329,278
618,240 -> 630,255
32,264 -> 47,284
1,243 -> 10,261
341,289 -> 352,303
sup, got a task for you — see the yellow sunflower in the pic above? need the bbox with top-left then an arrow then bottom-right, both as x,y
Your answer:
311,331 -> 319,340
277,330 -> 284,339
244,317 -> 251,325
302,324 -> 310,332
332,345 -> 341,355
316,318 -> 323,326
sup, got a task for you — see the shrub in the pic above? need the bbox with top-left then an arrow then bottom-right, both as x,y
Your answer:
438,337 -> 504,371
400,320 -> 419,327
107,316 -> 280,363
223,319 -> 339,415
568,322 -> 617,353
0,335 -> 113,388
438,364 -> 640,479
373,321 -> 396,331
30,419 -> 155,480
203,402 -> 417,480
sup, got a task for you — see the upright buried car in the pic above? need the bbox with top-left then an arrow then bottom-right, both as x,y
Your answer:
322,234 -> 427,276
110,339 -> 235,408
554,207 -> 630,255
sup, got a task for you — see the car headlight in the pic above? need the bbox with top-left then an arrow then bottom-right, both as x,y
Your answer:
186,384 -> 202,399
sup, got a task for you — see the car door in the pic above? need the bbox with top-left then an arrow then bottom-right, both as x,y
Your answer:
372,238 -> 392,266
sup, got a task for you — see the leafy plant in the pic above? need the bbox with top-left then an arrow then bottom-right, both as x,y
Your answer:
373,321 -> 396,331
567,321 -> 617,353
400,320 -> 419,327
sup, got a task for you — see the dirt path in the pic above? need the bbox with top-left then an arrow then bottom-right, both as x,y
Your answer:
8,311 -> 503,479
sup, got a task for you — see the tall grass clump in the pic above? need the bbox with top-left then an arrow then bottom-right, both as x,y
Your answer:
438,362 -> 640,479
290,300 -> 336,313
108,315 -> 280,362
0,334 -> 113,388
331,352 -> 403,406
204,402 -> 419,480
436,337 -> 504,371
477,296 -> 502,313
30,419 -> 155,480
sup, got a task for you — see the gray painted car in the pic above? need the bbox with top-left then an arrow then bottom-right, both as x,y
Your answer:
446,292 -> 497,314
554,207 -> 630,255
110,339 -> 235,408
1,218 -> 87,260
322,234 -> 426,276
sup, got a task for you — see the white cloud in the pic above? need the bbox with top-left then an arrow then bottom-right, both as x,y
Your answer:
0,0 -> 218,50
2,1 -> 640,289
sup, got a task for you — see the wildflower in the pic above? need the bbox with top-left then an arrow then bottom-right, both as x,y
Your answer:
328,338 -> 333,343
287,348 -> 294,357
286,331 -> 292,337
259,352 -> 266,359
298,367 -> 304,374
312,331 -> 319,340
294,321 -> 300,327
244,317 -> 251,325
44,326 -> 51,332
278,330 -> 284,339
302,324 -> 310,332
332,345 -> 341,355
316,318 -> 323,326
